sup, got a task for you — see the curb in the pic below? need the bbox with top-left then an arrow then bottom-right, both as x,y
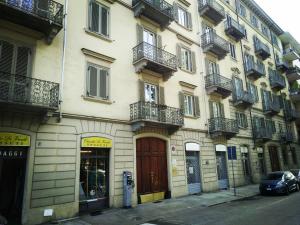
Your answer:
207,192 -> 260,207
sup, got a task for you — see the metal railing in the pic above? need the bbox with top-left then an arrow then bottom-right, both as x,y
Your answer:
245,61 -> 265,75
279,132 -> 294,143
254,40 -> 270,55
233,89 -> 255,105
253,126 -> 272,140
285,109 -> 300,120
205,73 -> 232,91
269,70 -> 286,88
209,117 -> 238,134
283,47 -> 298,55
0,0 -> 64,25
130,101 -> 184,126
287,66 -> 300,75
224,18 -> 245,34
198,0 -> 225,17
201,31 -> 229,52
133,42 -> 177,70
133,0 -> 173,18
263,95 -> 280,113
0,71 -> 59,109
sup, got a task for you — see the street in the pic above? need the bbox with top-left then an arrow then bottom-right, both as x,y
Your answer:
140,192 -> 300,225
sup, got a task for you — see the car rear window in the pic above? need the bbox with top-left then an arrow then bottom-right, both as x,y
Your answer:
266,173 -> 283,180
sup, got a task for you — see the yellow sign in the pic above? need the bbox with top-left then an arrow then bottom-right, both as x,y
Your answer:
81,137 -> 112,148
0,133 -> 30,147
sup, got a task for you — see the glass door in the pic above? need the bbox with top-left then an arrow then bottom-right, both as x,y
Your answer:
144,83 -> 158,120
143,29 -> 156,61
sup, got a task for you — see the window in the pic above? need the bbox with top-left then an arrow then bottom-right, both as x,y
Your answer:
250,14 -> 258,28
237,3 -> 247,18
89,0 -> 109,37
176,5 -> 192,30
271,33 -> 279,48
261,24 -> 270,39
243,26 -> 248,40
229,43 -> 236,59
236,112 -> 248,128
179,92 -> 200,117
271,121 -> 276,133
248,83 -> 259,102
86,64 -> 109,99
177,45 -> 196,73
144,83 -> 158,103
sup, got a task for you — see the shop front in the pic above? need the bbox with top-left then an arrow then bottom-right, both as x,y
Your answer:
0,132 -> 30,225
79,137 -> 112,213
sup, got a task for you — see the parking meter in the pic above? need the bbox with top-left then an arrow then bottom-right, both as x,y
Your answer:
123,171 -> 134,208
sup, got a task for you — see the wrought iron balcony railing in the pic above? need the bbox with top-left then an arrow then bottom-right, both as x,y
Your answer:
254,40 -> 271,60
201,32 -> 229,59
205,73 -> 232,98
285,109 -> 300,121
133,42 -> 177,74
209,117 -> 238,138
0,71 -> 59,110
233,89 -> 255,107
283,47 -> 300,61
224,19 -> 245,41
198,0 -> 225,25
130,101 -> 184,127
286,66 -> 300,82
275,59 -> 289,72
253,126 -> 272,141
279,132 -> 294,143
132,0 -> 173,28
269,70 -> 286,90
245,62 -> 265,80
263,96 -> 280,115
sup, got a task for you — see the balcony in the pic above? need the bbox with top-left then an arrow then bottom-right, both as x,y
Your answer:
133,42 -> 177,80
263,96 -> 280,116
205,73 -> 232,98
198,0 -> 225,25
201,32 -> 229,59
276,60 -> 289,73
130,101 -> 184,134
283,48 -> 300,62
0,0 -> 63,44
286,66 -> 300,82
290,89 -> 300,102
279,132 -> 294,144
254,42 -> 271,60
245,62 -> 265,80
269,71 -> 286,91
253,127 -> 272,143
132,0 -> 173,28
208,117 -> 238,139
0,71 -> 59,113
224,19 -> 245,41
285,109 -> 300,122
232,90 -> 254,108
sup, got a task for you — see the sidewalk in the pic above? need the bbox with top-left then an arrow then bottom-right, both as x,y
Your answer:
48,184 -> 259,225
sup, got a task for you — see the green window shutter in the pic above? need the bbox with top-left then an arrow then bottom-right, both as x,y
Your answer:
176,44 -> 182,68
173,3 -> 179,22
179,92 -> 185,112
101,6 -> 109,36
187,12 -> 192,30
220,102 -> 225,117
15,46 -> 31,76
271,121 -> 276,133
244,114 -> 248,128
159,86 -> 165,105
191,51 -> 196,74
136,24 -> 143,44
157,34 -> 162,49
254,85 -> 258,102
194,96 -> 200,117
0,40 -> 14,73
139,80 -> 145,101
235,112 -> 240,127
87,65 -> 98,97
209,101 -> 214,118
90,0 -> 99,32
99,69 -> 108,99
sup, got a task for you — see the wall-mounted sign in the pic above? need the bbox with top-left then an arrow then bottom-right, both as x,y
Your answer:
0,133 -> 30,147
81,137 -> 112,148
215,144 -> 226,152
0,149 -> 27,159
185,142 -> 200,151
257,147 -> 263,153
240,146 -> 249,153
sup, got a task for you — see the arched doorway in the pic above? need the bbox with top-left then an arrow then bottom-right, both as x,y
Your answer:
136,137 -> 168,203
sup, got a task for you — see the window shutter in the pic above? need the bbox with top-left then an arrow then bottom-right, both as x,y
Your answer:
187,12 -> 192,30
176,44 -> 182,68
209,101 -> 214,118
254,85 -> 258,102
99,69 -> 108,99
90,0 -> 99,32
87,65 -> 98,97
139,80 -> 145,101
216,63 -> 220,75
0,40 -> 14,73
205,58 -> 210,75
194,96 -> 200,117
157,34 -> 162,49
220,103 -> 225,117
136,24 -> 143,44
235,112 -> 240,126
191,51 -> 196,73
179,92 -> 185,111
16,46 -> 31,76
101,6 -> 109,36
173,3 -> 178,22
243,114 -> 248,127
159,86 -> 165,105
272,121 -> 276,133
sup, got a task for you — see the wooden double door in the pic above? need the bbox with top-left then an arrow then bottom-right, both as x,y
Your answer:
269,146 -> 280,172
136,138 -> 168,196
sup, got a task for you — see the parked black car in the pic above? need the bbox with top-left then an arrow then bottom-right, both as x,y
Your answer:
290,169 -> 300,184
259,171 -> 299,195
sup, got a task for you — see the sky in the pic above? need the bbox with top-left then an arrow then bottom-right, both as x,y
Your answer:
254,0 -> 300,43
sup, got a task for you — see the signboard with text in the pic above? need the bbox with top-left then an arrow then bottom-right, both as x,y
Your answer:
0,133 -> 30,147
81,137 -> 112,148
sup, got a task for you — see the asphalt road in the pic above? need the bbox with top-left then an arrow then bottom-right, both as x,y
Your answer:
142,192 -> 300,225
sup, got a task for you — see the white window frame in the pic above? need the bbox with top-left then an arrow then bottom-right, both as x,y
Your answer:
238,3 -> 247,18
184,94 -> 194,116
89,0 -> 110,37
178,6 -> 188,27
144,83 -> 158,103
181,47 -> 192,72
86,63 -> 110,100
229,43 -> 236,59
236,112 -> 248,128
250,14 -> 258,28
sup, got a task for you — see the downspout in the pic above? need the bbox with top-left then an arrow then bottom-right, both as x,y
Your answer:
58,0 -> 69,122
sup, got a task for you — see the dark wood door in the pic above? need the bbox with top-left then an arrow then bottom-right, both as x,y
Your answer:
136,137 -> 168,195
269,146 -> 280,172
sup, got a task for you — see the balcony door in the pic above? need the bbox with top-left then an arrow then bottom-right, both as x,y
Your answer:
144,83 -> 159,120
244,54 -> 254,70
233,77 -> 243,98
210,101 -> 224,131
0,40 -> 32,104
143,29 -> 156,61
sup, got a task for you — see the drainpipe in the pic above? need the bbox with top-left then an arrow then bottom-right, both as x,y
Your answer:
58,0 -> 69,122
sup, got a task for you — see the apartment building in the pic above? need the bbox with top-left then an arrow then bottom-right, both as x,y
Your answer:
0,0 -> 300,224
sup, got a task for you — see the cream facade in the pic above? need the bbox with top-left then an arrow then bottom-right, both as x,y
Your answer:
0,0 -> 300,224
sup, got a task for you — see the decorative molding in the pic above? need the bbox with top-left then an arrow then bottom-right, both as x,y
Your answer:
178,0 -> 191,7
268,61 -> 273,67
81,48 -> 115,63
177,34 -> 193,46
260,82 -> 267,88
103,0 -> 117,4
179,81 -> 197,89
231,67 -> 241,75
243,44 -> 251,51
